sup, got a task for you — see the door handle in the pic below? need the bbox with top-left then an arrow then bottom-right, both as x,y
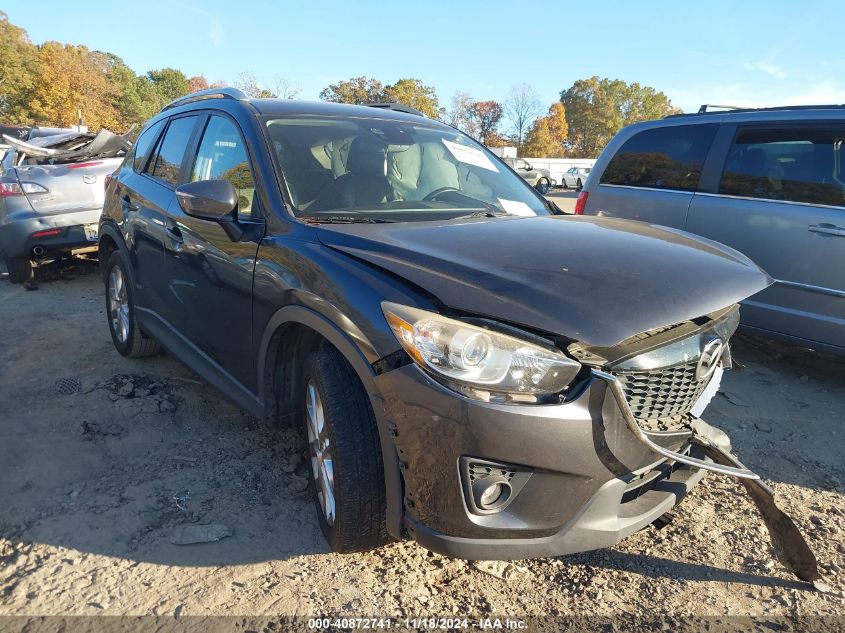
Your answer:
120,194 -> 139,211
165,225 -> 183,243
808,223 -> 845,237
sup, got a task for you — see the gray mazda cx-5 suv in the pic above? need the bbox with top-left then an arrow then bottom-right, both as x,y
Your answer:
99,89 -> 771,558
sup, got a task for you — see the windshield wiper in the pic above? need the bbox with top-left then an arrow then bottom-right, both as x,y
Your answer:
302,215 -> 398,224
452,210 -> 514,220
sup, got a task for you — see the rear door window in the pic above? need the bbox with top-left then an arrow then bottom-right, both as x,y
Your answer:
719,126 -> 845,207
132,119 -> 165,173
600,124 -> 718,191
145,115 -> 199,187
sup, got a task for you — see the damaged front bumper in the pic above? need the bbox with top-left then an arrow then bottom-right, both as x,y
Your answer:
377,363 -> 730,560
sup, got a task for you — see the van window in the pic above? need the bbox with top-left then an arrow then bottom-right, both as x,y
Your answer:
146,116 -> 199,187
600,124 -> 718,191
719,126 -> 845,207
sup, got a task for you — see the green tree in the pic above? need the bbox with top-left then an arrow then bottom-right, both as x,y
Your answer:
105,53 -> 159,130
0,12 -> 39,123
383,78 -> 440,118
319,76 -> 385,104
561,76 -> 680,156
521,102 -> 568,157
147,67 -> 190,108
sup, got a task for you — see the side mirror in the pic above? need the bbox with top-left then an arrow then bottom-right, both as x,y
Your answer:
526,164 -> 533,171
175,179 -> 237,221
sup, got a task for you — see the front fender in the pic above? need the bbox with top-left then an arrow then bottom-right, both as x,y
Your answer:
256,303 -> 404,539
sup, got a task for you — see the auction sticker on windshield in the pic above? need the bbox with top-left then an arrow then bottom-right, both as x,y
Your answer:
497,198 -> 536,216
442,139 -> 499,172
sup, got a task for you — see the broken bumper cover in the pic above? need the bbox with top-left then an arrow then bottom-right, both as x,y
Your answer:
376,364 -> 724,560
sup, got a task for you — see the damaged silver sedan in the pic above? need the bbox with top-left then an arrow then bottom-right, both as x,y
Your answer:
0,127 -> 133,283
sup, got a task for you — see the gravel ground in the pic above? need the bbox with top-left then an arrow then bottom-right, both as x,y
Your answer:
1,259 -> 843,627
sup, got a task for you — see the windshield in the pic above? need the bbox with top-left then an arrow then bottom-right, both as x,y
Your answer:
264,115 -> 549,222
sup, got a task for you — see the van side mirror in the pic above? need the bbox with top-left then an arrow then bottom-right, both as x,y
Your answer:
176,180 -> 237,221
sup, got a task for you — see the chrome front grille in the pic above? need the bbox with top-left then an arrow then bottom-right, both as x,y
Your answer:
615,362 -> 710,430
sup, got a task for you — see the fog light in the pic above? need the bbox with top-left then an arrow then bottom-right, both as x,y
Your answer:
472,477 -> 512,510
480,482 -> 505,507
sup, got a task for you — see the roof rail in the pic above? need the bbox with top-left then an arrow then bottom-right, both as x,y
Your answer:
161,87 -> 250,112
698,104 -> 745,113
668,103 -> 845,118
365,102 -> 427,118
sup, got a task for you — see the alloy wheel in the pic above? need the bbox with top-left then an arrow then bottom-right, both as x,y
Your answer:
306,380 -> 336,525
108,266 -> 130,344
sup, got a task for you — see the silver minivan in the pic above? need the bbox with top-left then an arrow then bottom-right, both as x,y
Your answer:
577,105 -> 845,354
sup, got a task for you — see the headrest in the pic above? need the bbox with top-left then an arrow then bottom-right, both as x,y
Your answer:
347,135 -> 386,177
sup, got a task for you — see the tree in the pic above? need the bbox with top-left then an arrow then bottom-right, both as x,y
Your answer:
105,53 -> 159,130
521,102 -> 568,157
147,67 -> 190,107
27,42 -> 119,129
383,78 -> 440,118
266,76 -> 300,100
235,72 -> 273,98
0,12 -> 38,123
561,76 -> 680,156
319,76 -> 385,104
470,100 -> 503,145
446,91 -> 479,137
188,75 -> 210,93
503,83 -> 542,149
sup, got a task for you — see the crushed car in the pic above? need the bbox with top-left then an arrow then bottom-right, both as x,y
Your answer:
0,126 -> 134,283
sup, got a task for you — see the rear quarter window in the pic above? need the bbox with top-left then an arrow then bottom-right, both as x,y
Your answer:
600,124 -> 718,192
719,125 -> 845,207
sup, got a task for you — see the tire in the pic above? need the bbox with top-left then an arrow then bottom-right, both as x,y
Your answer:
576,178 -> 583,191
302,344 -> 388,553
104,250 -> 160,358
535,179 -> 550,195
6,257 -> 33,284
560,180 -> 568,190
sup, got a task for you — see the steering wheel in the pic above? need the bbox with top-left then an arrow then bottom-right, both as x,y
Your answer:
423,187 -> 462,202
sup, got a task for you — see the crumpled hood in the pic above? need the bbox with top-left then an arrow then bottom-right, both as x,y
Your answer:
317,215 -> 773,347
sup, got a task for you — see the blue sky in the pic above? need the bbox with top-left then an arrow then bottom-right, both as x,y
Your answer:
6,1 -> 845,114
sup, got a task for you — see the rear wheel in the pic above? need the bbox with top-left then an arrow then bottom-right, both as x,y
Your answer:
302,345 -> 388,553
576,178 -> 583,191
105,250 -> 159,358
535,179 -> 550,195
6,257 -> 33,284
560,180 -> 568,190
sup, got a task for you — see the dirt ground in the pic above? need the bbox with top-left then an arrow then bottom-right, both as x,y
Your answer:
1,258 -> 844,625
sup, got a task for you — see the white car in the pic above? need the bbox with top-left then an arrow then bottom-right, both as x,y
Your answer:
560,166 -> 591,190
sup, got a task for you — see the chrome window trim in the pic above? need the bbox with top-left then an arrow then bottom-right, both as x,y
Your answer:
773,278 -> 845,298
598,184 -> 845,211
598,183 -> 695,195
693,191 -> 845,211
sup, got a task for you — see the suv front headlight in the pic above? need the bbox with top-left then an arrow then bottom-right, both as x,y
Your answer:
382,302 -> 581,403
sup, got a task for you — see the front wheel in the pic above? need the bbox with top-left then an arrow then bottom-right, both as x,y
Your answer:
5,257 -> 33,284
302,345 -> 388,553
105,251 -> 160,358
576,178 -> 583,191
535,179 -> 550,195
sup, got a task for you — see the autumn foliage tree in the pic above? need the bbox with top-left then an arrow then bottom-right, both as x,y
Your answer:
470,100 -> 503,145
0,12 -> 38,123
561,76 -> 680,156
28,42 -> 120,129
521,102 -> 568,157
319,76 -> 441,118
